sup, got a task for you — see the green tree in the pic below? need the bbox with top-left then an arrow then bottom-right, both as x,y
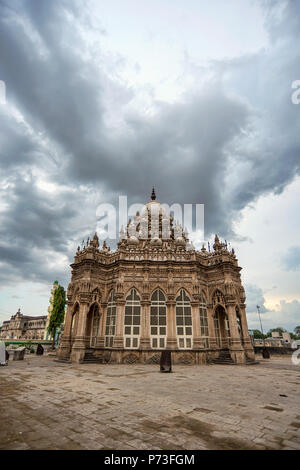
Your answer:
252,329 -> 265,339
48,284 -> 66,348
294,326 -> 300,337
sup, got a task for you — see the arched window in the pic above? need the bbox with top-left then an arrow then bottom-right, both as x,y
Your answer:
150,289 -> 167,349
90,304 -> 100,347
213,312 -> 221,347
199,293 -> 209,348
214,306 -> 230,348
105,291 -> 116,347
176,289 -> 192,349
124,289 -> 141,349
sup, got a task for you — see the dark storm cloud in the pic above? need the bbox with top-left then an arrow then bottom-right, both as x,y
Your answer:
0,173 -> 81,285
0,0 -> 248,228
0,0 -> 108,163
0,0 -> 250,238
71,87 -> 250,238
220,2 -> 300,212
0,0 -> 299,287
0,175 -> 76,252
0,255 -> 68,286
0,108 -> 39,168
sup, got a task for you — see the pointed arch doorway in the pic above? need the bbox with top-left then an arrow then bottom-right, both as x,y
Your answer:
214,305 -> 231,348
86,303 -> 101,348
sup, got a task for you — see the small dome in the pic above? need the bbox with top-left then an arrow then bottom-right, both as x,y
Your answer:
127,236 -> 139,245
150,237 -> 162,246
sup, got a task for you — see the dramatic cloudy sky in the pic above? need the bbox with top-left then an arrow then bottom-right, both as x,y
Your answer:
0,0 -> 299,332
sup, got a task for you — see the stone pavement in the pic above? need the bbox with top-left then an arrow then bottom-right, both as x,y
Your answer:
0,355 -> 300,450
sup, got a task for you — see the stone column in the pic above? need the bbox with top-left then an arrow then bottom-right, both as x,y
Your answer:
96,302 -> 106,348
166,300 -> 177,349
71,302 -> 89,363
239,303 -> 255,360
207,304 -> 217,349
140,300 -> 151,349
113,301 -> 125,349
227,302 -> 245,363
62,302 -> 73,336
57,302 -> 73,361
192,301 -> 203,349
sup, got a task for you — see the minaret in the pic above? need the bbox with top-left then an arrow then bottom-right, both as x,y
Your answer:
151,187 -> 156,200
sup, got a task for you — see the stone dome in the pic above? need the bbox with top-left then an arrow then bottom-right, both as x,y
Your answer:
127,236 -> 139,245
150,237 -> 163,246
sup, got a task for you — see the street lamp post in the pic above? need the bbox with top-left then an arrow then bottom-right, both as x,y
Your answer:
256,305 -> 264,342
257,305 -> 270,359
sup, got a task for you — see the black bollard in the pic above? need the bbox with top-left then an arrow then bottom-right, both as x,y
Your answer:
262,347 -> 270,359
160,350 -> 172,373
36,344 -> 44,356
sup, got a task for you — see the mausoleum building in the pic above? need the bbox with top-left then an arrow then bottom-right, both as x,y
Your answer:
58,191 -> 255,365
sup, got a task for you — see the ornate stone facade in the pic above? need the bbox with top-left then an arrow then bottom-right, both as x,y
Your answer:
0,309 -> 47,340
58,192 -> 255,365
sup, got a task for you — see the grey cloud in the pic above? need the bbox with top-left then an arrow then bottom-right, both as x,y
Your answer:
275,299 -> 300,320
245,284 -> 269,314
281,246 -> 300,271
263,0 -> 300,42
0,175 -> 76,252
0,108 -> 39,169
220,4 -> 300,211
0,0 -> 111,167
247,297 -> 300,333
0,173 -> 97,286
69,86 -> 250,237
0,0 -> 299,289
0,0 -> 252,239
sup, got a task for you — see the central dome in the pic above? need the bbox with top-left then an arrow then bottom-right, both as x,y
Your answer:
139,191 -> 171,240
118,189 -> 191,249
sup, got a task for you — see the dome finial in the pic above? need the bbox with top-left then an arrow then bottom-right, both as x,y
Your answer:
151,187 -> 156,200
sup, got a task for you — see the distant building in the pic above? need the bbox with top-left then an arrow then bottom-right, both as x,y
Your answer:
281,332 -> 292,343
254,331 -> 293,348
0,309 -> 47,340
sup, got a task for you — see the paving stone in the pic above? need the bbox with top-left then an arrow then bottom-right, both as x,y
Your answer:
282,440 -> 300,450
0,355 -> 299,450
